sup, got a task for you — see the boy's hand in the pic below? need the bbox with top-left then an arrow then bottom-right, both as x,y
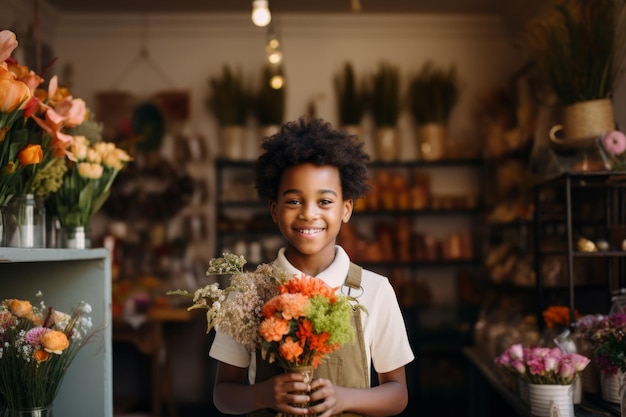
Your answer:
307,378 -> 344,417
266,372 -> 312,414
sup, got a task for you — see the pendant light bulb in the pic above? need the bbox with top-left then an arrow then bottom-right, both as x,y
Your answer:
252,0 -> 271,27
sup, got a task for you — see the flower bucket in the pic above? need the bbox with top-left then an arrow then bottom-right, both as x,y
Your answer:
549,99 -> 615,152
219,125 -> 246,160
600,371 -> 624,403
528,383 -> 574,417
417,123 -> 446,161
374,127 -> 399,162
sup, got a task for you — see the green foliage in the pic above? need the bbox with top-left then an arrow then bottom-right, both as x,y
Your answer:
334,62 -> 368,126
407,61 -> 460,125
206,65 -> 250,126
254,66 -> 285,126
522,0 -> 626,105
371,62 -> 400,127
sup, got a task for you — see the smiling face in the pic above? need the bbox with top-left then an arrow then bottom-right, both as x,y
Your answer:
269,163 -> 353,275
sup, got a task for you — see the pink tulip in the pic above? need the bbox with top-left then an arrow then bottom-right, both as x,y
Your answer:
509,344 -> 523,360
0,30 -> 18,63
569,353 -> 590,372
557,358 -> 575,380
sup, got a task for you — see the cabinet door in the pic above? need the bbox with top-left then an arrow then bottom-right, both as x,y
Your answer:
0,248 -> 113,417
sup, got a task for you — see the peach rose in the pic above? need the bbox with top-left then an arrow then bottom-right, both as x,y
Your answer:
41,330 -> 70,354
5,299 -> 33,318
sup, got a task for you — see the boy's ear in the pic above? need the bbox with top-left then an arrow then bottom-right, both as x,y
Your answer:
342,199 -> 353,223
269,200 -> 278,223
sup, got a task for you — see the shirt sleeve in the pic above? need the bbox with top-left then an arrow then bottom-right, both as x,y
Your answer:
209,329 -> 251,369
370,278 -> 415,373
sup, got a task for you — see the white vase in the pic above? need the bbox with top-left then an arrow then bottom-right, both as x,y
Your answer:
219,125 -> 246,160
417,123 -> 447,160
374,127 -> 399,162
528,383 -> 574,417
600,371 -> 624,403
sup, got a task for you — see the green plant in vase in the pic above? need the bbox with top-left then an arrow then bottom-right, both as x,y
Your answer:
206,65 -> 251,159
522,0 -> 626,153
334,62 -> 368,130
407,61 -> 460,160
371,62 -> 400,161
254,65 -> 285,139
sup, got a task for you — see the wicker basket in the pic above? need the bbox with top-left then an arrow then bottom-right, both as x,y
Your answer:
550,99 -> 615,150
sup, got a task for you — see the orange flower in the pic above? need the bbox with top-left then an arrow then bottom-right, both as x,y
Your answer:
0,78 -> 31,112
543,306 -> 579,329
5,299 -> 33,318
279,273 -> 337,302
278,337 -> 304,363
17,144 -> 43,166
33,348 -> 50,363
41,330 -> 69,354
259,316 -> 290,342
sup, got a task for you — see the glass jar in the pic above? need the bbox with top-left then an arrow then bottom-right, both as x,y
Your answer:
4,194 -> 46,248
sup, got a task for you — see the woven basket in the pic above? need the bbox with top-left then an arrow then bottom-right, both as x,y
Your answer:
562,99 -> 615,141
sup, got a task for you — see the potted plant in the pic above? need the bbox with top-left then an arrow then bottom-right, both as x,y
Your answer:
254,65 -> 285,141
371,62 -> 400,161
334,62 -> 368,133
522,0 -> 626,150
206,64 -> 250,159
407,61 -> 460,160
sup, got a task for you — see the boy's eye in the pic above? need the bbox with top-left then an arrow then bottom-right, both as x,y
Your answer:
286,199 -> 301,206
319,199 -> 333,206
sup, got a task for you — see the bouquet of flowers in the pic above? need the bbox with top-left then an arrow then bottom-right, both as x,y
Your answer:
494,343 -> 590,385
590,311 -> 626,375
0,292 -> 95,411
168,253 -> 360,369
49,135 -> 131,230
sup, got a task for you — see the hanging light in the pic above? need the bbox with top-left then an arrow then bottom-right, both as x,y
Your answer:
270,74 -> 284,89
251,0 -> 271,27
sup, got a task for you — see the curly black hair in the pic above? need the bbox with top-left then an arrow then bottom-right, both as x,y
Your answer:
255,117 -> 371,201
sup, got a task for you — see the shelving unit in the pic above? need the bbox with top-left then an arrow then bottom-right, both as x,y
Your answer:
0,248 -> 113,417
533,171 -> 626,327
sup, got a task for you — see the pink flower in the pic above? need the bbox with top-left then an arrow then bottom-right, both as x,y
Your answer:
24,326 -> 49,346
557,358 -> 575,380
569,353 -> 590,372
603,130 -> 626,155
0,30 -> 18,63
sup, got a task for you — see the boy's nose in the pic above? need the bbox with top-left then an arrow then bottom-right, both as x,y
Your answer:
298,203 -> 319,220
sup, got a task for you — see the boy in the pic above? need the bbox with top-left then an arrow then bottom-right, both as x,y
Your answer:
209,117 -> 414,417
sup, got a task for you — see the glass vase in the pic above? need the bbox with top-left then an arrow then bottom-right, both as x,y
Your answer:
62,226 -> 91,249
4,194 -> 46,248
2,405 -> 53,417
282,366 -> 316,417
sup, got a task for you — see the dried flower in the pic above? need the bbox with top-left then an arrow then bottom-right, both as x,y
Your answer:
169,253 -> 362,370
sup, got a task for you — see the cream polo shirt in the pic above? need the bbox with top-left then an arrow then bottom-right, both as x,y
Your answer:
209,246 -> 415,383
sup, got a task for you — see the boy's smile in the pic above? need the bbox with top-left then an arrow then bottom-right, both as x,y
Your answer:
270,163 -> 353,275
